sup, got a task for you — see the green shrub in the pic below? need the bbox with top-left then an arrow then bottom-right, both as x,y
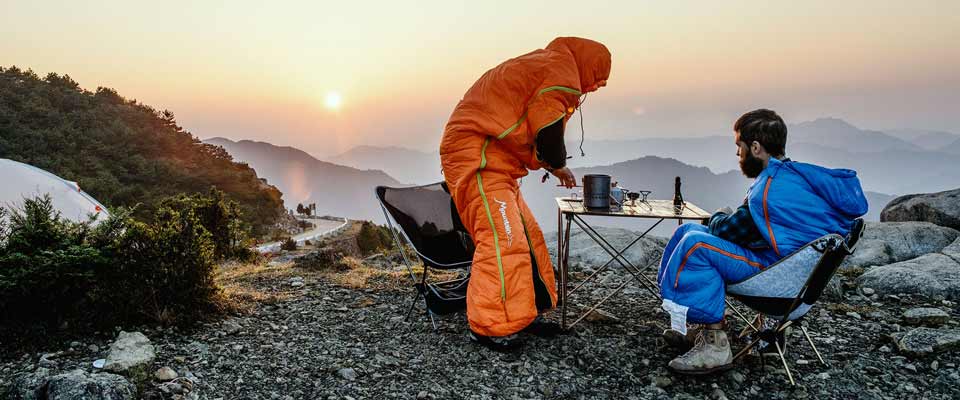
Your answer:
159,189 -> 255,262
356,221 -> 394,255
0,191 -> 242,332
280,237 -> 297,251
0,197 -> 104,325
97,205 -> 220,324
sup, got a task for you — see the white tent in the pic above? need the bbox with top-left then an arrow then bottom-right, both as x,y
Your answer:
0,158 -> 110,225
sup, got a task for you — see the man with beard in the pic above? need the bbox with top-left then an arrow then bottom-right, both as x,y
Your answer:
655,109 -> 867,374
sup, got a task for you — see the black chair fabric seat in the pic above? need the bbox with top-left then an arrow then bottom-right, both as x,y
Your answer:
375,182 -> 474,324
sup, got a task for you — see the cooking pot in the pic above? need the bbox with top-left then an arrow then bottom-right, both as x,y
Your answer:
582,174 -> 612,210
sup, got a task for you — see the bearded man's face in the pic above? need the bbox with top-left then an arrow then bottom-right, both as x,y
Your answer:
735,132 -> 764,178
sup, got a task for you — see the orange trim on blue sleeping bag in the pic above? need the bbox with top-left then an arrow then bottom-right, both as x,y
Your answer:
674,242 -> 765,288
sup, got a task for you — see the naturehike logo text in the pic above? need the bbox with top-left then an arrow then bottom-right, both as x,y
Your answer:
494,198 -> 514,247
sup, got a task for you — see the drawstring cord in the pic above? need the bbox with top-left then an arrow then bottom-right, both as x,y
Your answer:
578,93 -> 587,157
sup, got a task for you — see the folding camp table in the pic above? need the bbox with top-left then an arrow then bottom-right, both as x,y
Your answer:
555,197 -> 711,330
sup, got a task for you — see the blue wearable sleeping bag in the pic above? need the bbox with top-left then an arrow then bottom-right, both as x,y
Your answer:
658,158 -> 868,327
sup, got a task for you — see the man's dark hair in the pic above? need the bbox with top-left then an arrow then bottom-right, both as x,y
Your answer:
734,109 -> 787,157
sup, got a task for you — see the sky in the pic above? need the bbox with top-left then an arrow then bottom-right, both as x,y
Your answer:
2,0 -> 959,157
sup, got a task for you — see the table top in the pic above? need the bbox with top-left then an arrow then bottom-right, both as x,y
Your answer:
556,197 -> 711,220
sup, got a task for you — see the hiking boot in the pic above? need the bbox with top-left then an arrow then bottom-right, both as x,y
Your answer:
668,328 -> 733,375
468,331 -> 523,353
662,324 -> 703,350
522,316 -> 564,338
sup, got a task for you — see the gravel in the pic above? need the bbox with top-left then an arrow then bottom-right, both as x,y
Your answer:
3,259 -> 960,399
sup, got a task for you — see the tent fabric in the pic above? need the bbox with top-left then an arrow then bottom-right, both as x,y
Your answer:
0,158 -> 110,224
439,37 -> 612,337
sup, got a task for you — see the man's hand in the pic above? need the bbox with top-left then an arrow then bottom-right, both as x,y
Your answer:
551,167 -> 577,188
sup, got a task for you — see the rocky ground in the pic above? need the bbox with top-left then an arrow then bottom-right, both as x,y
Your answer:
3,222 -> 960,399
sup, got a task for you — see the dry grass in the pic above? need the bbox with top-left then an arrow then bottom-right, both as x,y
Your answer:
825,302 -> 878,315
212,253 -> 441,314
214,261 -> 300,314
316,257 -> 411,291
213,220 -> 458,313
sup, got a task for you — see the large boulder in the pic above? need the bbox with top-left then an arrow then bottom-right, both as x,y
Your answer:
45,369 -> 135,400
8,367 -> 52,400
102,331 -> 155,384
842,222 -> 959,269
894,327 -> 960,357
857,240 -> 960,299
881,188 -> 960,231
902,307 -> 951,327
8,369 -> 135,400
546,227 -> 668,272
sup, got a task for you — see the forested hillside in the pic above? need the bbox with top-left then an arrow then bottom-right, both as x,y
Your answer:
0,66 -> 285,235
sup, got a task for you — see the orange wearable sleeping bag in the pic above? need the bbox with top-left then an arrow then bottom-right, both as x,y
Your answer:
440,37 -> 611,337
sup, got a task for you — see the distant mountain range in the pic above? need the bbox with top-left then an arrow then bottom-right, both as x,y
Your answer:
564,119 -> 960,194
941,138 -> 960,155
885,128 -> 960,151
790,118 -> 921,153
205,117 -> 957,229
204,138 -> 401,221
316,118 -> 958,196
327,145 -> 441,185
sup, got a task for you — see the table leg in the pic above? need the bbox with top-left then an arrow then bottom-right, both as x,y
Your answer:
556,207 -> 563,306
561,213 -> 573,330
565,217 -> 662,298
572,216 -> 663,300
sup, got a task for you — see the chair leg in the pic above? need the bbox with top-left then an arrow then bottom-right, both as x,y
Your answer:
727,301 -> 760,333
738,313 -> 763,339
403,290 -> 422,322
774,340 -> 795,386
428,309 -> 438,331
800,324 -> 827,366
779,324 -> 790,355
733,338 -> 760,362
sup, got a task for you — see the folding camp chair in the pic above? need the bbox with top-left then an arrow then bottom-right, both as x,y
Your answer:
726,218 -> 865,385
375,182 -> 474,330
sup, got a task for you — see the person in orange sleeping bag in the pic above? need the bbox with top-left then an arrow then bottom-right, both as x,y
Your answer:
440,37 -> 611,350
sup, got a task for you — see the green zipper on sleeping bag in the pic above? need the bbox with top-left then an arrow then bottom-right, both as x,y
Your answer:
477,138 -> 507,300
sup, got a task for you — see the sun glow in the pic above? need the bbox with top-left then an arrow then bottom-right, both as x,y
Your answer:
324,91 -> 342,110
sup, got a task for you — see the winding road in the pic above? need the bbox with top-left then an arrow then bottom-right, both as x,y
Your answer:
256,217 -> 348,253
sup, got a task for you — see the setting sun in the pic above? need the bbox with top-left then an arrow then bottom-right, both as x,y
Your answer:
324,91 -> 342,110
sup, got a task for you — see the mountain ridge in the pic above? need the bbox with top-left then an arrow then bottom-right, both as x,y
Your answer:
326,145 -> 441,185
310,117 -> 957,195
203,137 -> 403,221
0,67 -> 286,235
